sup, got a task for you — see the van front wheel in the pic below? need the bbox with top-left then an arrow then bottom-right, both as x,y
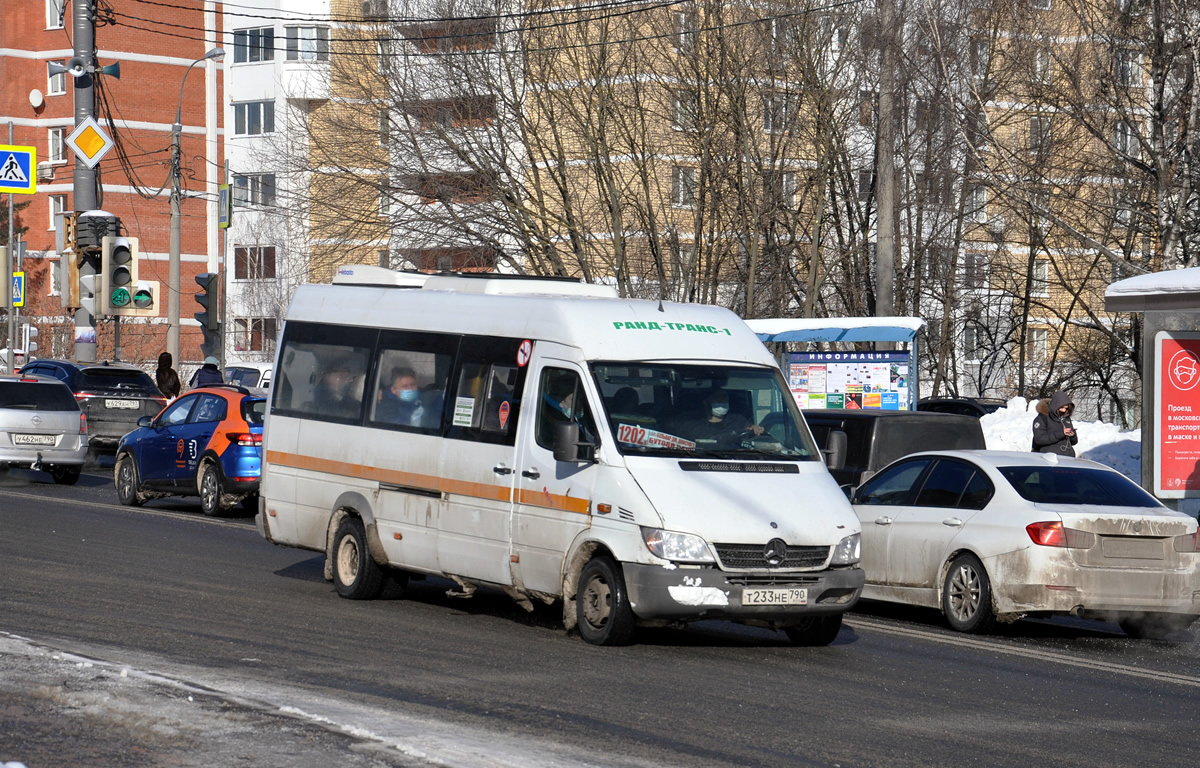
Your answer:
576,557 -> 635,646
332,517 -> 384,600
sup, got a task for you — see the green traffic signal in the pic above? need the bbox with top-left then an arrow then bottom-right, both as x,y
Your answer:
132,287 -> 154,309
111,287 -> 132,308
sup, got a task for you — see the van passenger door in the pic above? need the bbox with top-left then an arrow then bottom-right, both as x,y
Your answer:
436,336 -> 529,587
511,356 -> 599,596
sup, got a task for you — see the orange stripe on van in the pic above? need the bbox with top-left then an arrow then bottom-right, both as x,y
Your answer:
266,450 -> 589,514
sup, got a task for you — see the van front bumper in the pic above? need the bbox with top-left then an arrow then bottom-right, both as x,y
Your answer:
623,563 -> 865,621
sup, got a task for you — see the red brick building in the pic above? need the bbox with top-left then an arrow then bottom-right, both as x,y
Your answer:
1,0 -> 225,369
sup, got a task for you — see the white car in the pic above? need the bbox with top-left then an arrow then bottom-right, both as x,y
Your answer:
850,450 -> 1200,639
224,362 -> 272,389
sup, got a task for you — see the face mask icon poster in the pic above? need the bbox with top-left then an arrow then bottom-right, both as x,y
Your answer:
1155,332 -> 1200,497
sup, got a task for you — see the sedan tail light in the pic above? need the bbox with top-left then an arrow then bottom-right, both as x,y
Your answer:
1026,521 -> 1096,549
1173,530 -> 1200,553
79,412 -> 88,435
227,432 -> 262,447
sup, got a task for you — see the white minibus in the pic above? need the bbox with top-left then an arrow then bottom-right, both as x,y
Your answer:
258,266 -> 864,645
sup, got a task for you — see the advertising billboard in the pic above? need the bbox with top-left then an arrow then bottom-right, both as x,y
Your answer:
1154,331 -> 1200,498
786,351 -> 912,410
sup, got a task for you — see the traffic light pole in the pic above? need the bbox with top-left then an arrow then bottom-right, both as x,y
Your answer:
72,0 -> 99,363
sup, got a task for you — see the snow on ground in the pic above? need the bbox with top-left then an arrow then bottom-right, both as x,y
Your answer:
980,396 -> 1142,481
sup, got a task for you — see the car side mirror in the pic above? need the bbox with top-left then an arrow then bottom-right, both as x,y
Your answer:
137,415 -> 154,428
841,483 -> 854,501
553,421 -> 596,463
821,429 -> 848,470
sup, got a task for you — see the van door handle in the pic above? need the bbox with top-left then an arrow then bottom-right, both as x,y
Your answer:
942,517 -> 964,527
874,517 -> 893,526
493,464 -> 513,476
522,468 -> 541,480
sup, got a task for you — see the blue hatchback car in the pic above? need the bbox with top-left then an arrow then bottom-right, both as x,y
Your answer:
114,384 -> 265,516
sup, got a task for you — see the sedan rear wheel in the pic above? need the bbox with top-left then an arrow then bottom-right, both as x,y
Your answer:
114,454 -> 144,507
199,464 -> 225,517
942,553 -> 996,634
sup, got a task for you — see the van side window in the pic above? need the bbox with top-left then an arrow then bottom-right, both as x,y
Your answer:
271,321 -> 377,424
445,336 -> 528,446
368,329 -> 455,433
535,368 -> 598,450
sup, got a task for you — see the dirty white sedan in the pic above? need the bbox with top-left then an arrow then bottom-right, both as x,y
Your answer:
850,450 -> 1200,639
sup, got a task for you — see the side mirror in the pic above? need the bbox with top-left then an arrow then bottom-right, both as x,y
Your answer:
841,483 -> 854,501
822,429 -> 848,470
137,415 -> 154,428
553,421 -> 596,463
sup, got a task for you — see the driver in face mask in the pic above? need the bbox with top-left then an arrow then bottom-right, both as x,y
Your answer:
694,389 -> 765,438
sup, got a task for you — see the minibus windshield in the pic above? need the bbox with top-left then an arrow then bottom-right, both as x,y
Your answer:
591,363 -> 820,460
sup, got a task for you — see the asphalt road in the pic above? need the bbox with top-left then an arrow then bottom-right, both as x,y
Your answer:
2,466 -> 1200,767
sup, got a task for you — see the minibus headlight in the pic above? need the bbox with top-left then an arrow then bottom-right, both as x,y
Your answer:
642,528 -> 715,563
830,533 -> 861,566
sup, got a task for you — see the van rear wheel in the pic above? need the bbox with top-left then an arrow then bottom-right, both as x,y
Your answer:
576,557 -> 635,646
332,517 -> 384,600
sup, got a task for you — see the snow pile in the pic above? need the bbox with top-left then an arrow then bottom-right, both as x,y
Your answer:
979,396 -> 1142,481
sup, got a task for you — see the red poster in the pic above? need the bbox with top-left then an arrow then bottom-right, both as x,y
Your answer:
1155,332 -> 1200,497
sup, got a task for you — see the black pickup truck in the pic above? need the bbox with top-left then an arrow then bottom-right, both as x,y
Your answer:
803,409 -> 987,488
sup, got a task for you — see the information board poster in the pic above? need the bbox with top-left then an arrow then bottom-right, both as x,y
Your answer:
1154,332 -> 1200,498
787,351 -> 912,410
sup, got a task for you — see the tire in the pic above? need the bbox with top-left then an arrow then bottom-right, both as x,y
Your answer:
784,613 -> 843,646
114,454 -> 145,507
942,553 -> 996,634
575,557 -> 635,646
332,517 -> 384,600
199,463 -> 226,517
49,465 -> 82,485
1119,613 -> 1198,640
380,569 -> 411,600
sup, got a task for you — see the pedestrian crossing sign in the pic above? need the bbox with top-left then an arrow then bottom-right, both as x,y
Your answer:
0,145 -> 37,195
13,272 -> 25,308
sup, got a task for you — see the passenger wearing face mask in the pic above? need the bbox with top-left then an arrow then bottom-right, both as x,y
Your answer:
686,389 -> 765,441
377,367 -> 426,427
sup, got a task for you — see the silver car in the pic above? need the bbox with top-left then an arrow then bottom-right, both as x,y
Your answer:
0,374 -> 89,484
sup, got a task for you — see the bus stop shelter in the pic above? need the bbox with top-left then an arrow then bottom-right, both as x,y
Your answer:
746,317 -> 924,410
1106,266 -> 1200,504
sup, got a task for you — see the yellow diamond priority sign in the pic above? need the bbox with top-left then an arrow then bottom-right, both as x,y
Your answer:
65,116 -> 115,169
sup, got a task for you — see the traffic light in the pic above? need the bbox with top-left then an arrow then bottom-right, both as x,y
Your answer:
121,280 -> 159,317
101,236 -> 139,315
194,272 -> 220,330
22,323 -> 38,355
79,272 -> 103,318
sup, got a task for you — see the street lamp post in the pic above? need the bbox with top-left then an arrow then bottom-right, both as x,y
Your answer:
168,46 -> 224,364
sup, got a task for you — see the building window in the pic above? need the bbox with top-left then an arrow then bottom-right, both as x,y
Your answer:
232,173 -> 276,207
1031,260 -> 1050,297
671,165 -> 697,207
1114,191 -> 1134,228
1028,328 -> 1049,361
919,171 -> 953,208
857,170 -> 873,202
1113,120 -> 1139,159
234,246 -> 277,280
49,194 -> 66,230
234,28 -> 275,64
1030,115 -> 1052,155
48,127 -> 67,164
379,110 -> 391,144
49,259 -> 62,296
1033,48 -> 1052,84
966,184 -> 987,223
48,61 -> 67,96
970,39 -> 990,80
963,324 -> 982,359
764,92 -> 797,133
1115,50 -> 1141,87
858,90 -> 874,127
233,101 -> 275,135
673,89 -> 698,131
673,10 -> 697,53
763,170 -> 797,208
46,0 -> 64,29
963,252 -> 989,290
285,26 -> 329,61
236,318 -> 278,353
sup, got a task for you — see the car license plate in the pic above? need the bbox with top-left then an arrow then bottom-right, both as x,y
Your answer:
743,587 -> 807,606
13,434 -> 57,446
105,399 -> 140,409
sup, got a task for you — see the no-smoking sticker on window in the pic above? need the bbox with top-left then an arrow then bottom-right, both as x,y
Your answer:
516,339 -> 532,367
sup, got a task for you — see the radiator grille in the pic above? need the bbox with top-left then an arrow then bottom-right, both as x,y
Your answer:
714,543 -> 830,570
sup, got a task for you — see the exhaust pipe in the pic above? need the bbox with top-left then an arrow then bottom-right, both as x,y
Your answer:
31,453 -> 44,473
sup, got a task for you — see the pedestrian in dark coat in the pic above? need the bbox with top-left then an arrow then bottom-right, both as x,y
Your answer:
1032,391 -> 1078,457
155,352 -> 181,399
